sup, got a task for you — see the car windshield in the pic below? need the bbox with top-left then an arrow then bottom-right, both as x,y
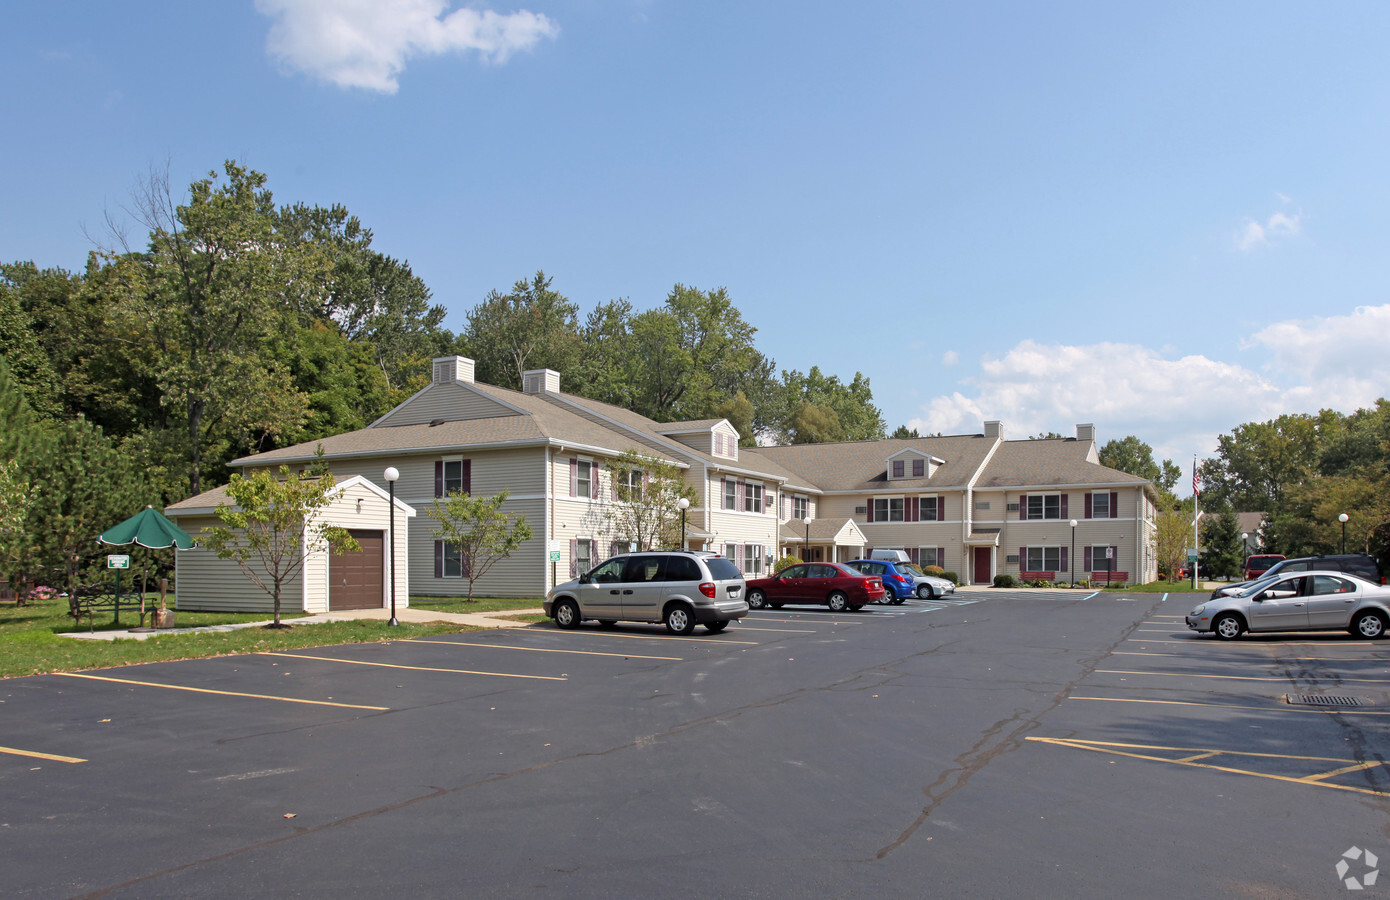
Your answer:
1233,574 -> 1282,597
899,563 -> 927,577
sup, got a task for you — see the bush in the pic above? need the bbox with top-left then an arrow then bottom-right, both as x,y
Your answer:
940,571 -> 959,584
993,574 -> 1017,588
773,555 -> 802,573
923,565 -> 946,577
1027,579 -> 1053,588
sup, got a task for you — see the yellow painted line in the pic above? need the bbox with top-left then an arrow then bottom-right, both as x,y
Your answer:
269,653 -> 566,681
0,745 -> 86,764
1026,736 -> 1389,797
406,639 -> 682,661
1129,637 -> 1382,647
729,626 -> 818,633
1302,761 -> 1385,783
1096,668 -> 1390,685
1175,751 -> 1220,763
539,630 -> 759,645
1069,695 -> 1390,715
55,673 -> 388,710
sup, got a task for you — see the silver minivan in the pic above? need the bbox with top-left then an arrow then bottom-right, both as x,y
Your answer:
1186,570 -> 1390,640
544,551 -> 748,635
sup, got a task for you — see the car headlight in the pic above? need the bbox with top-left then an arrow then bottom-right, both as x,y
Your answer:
1190,604 -> 1205,616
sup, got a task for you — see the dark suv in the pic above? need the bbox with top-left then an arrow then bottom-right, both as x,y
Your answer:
1212,554 -> 1382,599
545,551 -> 748,635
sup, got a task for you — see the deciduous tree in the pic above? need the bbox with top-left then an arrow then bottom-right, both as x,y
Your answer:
426,490 -> 533,602
602,450 -> 696,551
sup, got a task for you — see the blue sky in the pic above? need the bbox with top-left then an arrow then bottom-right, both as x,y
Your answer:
6,1 -> 1390,488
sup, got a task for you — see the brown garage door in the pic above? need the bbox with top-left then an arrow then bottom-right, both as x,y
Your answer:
330,530 -> 385,611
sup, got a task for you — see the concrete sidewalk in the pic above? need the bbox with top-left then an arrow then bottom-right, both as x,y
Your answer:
64,606 -> 546,642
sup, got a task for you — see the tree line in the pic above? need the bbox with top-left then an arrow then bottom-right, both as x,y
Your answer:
0,160 -> 886,596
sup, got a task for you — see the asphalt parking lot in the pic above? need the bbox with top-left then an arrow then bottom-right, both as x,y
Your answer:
2,589 -> 1387,898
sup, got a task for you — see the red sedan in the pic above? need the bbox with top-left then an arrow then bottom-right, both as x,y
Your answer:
745,562 -> 885,612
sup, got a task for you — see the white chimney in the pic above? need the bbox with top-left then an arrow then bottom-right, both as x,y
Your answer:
432,356 -> 475,385
1076,423 -> 1096,443
983,420 -> 1002,439
523,369 -> 561,394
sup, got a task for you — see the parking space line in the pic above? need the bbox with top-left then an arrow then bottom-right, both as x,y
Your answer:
536,631 -> 760,645
406,639 -> 683,660
1070,695 -> 1390,715
269,653 -> 566,681
730,626 -> 818,633
1026,737 -> 1390,796
0,745 -> 87,764
1096,668 -> 1390,685
55,673 -> 389,710
1117,650 -> 1390,663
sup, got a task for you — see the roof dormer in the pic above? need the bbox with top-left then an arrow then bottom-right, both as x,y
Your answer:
653,419 -> 740,460
886,447 -> 941,481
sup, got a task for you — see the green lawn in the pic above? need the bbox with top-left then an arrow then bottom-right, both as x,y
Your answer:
1099,581 -> 1211,594
0,593 -> 489,680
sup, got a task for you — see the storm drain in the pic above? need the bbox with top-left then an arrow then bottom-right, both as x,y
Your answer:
1286,694 -> 1365,708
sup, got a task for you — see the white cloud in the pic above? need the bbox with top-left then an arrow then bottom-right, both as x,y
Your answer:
942,350 -> 959,366
908,305 -> 1390,468
1235,205 -> 1301,251
256,0 -> 559,93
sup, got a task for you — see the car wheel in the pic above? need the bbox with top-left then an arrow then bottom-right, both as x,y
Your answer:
597,619 -> 617,627
876,592 -> 892,605
1352,610 -> 1388,639
827,591 -> 849,612
664,604 -> 697,635
1212,612 -> 1244,641
705,620 -> 728,633
769,602 -> 784,609
849,604 -> 864,612
747,589 -> 767,610
892,596 -> 906,605
917,584 -> 934,600
554,599 -> 581,630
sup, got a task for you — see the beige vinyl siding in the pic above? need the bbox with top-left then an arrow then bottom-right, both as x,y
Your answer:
412,496 -> 546,598
375,382 -> 520,427
172,514 -> 307,613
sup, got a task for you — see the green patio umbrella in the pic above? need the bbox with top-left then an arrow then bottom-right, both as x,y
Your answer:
98,506 -> 195,550
97,506 -> 194,629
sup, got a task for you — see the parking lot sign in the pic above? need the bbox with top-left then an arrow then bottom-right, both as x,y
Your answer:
107,555 -> 130,569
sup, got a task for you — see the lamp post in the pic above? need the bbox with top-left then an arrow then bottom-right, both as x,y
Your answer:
677,497 -> 690,549
803,516 -> 812,562
1339,513 -> 1349,554
1069,519 -> 1077,586
384,467 -> 399,626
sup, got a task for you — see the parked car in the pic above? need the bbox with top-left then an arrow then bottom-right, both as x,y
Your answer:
1211,554 -> 1383,600
1186,570 -> 1390,640
544,551 -> 748,635
1242,554 -> 1285,581
745,563 -> 885,612
846,559 -> 956,602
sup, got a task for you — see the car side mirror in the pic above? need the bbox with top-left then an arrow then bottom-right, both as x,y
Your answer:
579,573 -> 592,585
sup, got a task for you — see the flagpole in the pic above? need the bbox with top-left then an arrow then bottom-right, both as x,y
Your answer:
1192,454 -> 1200,588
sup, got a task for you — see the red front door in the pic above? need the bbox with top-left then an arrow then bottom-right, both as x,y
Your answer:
973,547 -> 992,585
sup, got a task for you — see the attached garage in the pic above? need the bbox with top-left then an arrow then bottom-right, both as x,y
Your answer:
166,475 -> 415,614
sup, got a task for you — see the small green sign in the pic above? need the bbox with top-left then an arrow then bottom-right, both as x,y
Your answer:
549,550 -> 562,562
1186,550 -> 1199,562
107,554 -> 131,569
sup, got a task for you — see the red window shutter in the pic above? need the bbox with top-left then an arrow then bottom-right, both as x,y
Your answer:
569,539 -> 578,577
1060,546 -> 1068,574
737,481 -> 746,509
937,547 -> 946,568
866,499 -> 874,523
1084,494 -> 1092,519
937,495 -> 946,521
1019,496 -> 1027,520
1060,494 -> 1068,519
1110,491 -> 1118,518
1019,547 -> 1027,570
462,459 -> 471,495
569,458 -> 578,497
1083,546 -> 1092,571
907,496 -> 918,522
434,540 -> 444,577
461,552 -> 471,578
906,547 -> 918,564
435,460 -> 444,498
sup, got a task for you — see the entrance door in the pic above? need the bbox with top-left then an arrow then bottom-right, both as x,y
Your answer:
973,547 -> 992,585
330,529 -> 385,611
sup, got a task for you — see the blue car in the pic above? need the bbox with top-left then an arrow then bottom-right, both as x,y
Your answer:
847,559 -> 957,603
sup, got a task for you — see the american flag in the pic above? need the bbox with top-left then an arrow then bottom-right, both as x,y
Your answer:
1193,462 -> 1200,496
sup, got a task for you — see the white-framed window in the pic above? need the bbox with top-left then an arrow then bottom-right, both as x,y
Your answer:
919,547 -> 940,567
1085,546 -> 1116,571
619,468 -> 643,501
874,497 -> 905,522
723,479 -> 736,510
440,542 -> 464,578
576,538 -> 594,573
920,496 -> 940,521
1090,492 -> 1110,518
745,483 -> 764,513
913,458 -> 925,477
577,460 -> 594,499
792,495 -> 809,520
1026,494 -> 1061,520
1025,547 -> 1061,571
892,460 -> 905,478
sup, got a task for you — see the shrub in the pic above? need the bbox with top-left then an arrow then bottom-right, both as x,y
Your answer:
923,565 -> 946,577
773,555 -> 802,573
1027,579 -> 1052,588
993,574 -> 1017,588
940,571 -> 959,584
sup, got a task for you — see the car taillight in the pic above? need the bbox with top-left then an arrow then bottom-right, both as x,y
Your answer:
700,582 -> 716,598
892,573 -> 908,582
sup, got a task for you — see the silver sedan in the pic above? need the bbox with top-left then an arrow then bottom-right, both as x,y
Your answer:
1186,570 -> 1390,640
